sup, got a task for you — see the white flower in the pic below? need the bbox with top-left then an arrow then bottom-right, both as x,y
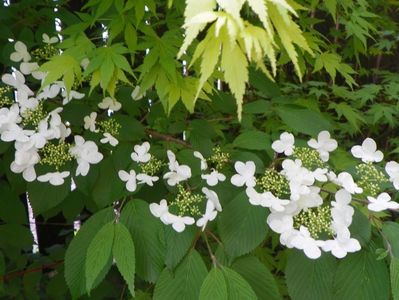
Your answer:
202,187 -> 222,212
165,213 -> 195,233
70,136 -> 103,176
2,70 -> 33,97
291,226 -> 324,259
282,159 -> 315,201
163,150 -> 191,186
307,131 -> 337,162
131,86 -> 146,100
201,169 -> 226,186
272,132 -> 295,156
351,138 -> 383,163
313,168 -> 328,182
194,151 -> 208,170
231,161 -> 256,187
37,171 -> 70,186
83,112 -> 97,132
61,89 -> 85,105
337,172 -> 363,194
331,189 -> 354,227
98,97 -> 122,111
131,142 -> 151,163
385,161 -> 399,190
149,199 -> 170,223
10,41 -> 31,62
20,62 -> 39,75
246,187 -> 289,211
294,186 -> 323,211
100,132 -> 119,147
42,33 -> 58,44
137,173 -> 159,186
10,148 -> 40,182
80,58 -> 90,70
367,192 -> 399,212
267,213 -> 294,234
118,170 -> 137,192
37,83 -> 61,100
1,123 -> 33,143
322,228 -> 361,258
196,200 -> 218,231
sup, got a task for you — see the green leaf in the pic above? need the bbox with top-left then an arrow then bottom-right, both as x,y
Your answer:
0,224 -> 33,250
164,225 -> 197,269
222,267 -> 257,300
334,247 -> 390,300
153,250 -> 208,300
382,222 -> 399,258
218,191 -> 268,260
113,222 -> 136,297
0,181 -> 27,224
348,208 -> 371,246
285,250 -> 337,300
199,268 -> 228,300
277,106 -> 332,136
65,208 -> 114,299
232,256 -> 281,300
390,257 -> 399,300
85,222 -> 115,294
27,178 -> 71,216
120,200 -> 165,283
0,251 -> 4,292
233,130 -> 270,150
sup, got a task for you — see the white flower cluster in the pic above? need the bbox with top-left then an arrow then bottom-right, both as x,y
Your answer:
0,40 -> 103,185
118,143 -> 225,232
229,131 -> 399,259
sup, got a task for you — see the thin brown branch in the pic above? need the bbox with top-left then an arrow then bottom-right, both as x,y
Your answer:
146,129 -> 192,148
1,260 -> 64,282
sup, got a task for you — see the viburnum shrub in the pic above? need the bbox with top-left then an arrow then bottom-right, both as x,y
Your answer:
2,0 -> 399,299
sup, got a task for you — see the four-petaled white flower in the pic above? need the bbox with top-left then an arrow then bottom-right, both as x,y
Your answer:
202,187 -> 222,212
42,33 -> 58,44
149,200 -> 170,224
246,187 -> 290,212
163,150 -> 192,186
291,226 -> 324,259
131,142 -> 151,163
137,173 -> 159,186
69,136 -> 103,176
337,172 -> 363,194
307,130 -> 337,162
10,41 -> 31,62
231,161 -> 256,187
201,169 -> 226,186
272,132 -> 295,156
165,214 -> 195,233
118,170 -> 137,192
98,97 -> 122,111
83,112 -> 97,132
37,171 -> 70,186
100,132 -> 119,147
367,192 -> 399,212
2,70 -> 33,98
322,228 -> 361,258
385,161 -> 399,190
194,151 -> 208,170
351,138 -> 383,163
196,200 -> 218,230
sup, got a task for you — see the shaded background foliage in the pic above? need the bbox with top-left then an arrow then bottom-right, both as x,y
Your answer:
1,0 -> 399,299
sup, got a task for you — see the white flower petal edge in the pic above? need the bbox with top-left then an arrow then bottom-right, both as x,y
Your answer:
118,170 -> 137,192
231,161 -> 256,187
272,132 -> 295,156
367,192 -> 399,212
307,130 -> 337,162
351,137 -> 383,163
37,171 -> 70,186
385,161 -> 399,190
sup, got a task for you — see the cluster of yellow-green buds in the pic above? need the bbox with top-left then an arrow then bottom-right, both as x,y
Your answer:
39,142 -> 73,170
22,103 -> 47,128
170,185 -> 204,217
355,163 -> 388,197
98,118 -> 121,137
293,147 -> 325,170
208,146 -> 230,171
256,169 -> 290,198
0,86 -> 13,107
293,206 -> 334,239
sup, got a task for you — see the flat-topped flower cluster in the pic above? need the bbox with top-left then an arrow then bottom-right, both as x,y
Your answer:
2,39 -> 399,260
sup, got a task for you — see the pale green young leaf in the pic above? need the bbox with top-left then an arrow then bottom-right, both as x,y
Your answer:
221,41 -> 248,121
247,0 -> 271,35
199,268 -> 228,300
324,0 -> 337,21
113,222 -> 136,297
85,222 -> 115,294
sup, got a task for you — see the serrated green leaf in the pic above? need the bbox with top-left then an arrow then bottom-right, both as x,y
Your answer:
65,208 -> 114,299
113,222 -> 136,297
153,250 -> 208,300
286,250 -> 337,300
382,222 -> 399,258
233,130 -> 270,150
390,257 -> 399,300
199,268 -> 228,300
0,180 -> 27,224
222,267 -> 257,300
218,191 -> 268,260
85,222 -> 115,294
232,256 -> 281,300
334,247 -> 389,300
120,200 -> 165,283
